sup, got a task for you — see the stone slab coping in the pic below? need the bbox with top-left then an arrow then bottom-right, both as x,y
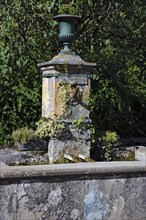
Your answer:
38,54 -> 97,68
0,161 -> 146,179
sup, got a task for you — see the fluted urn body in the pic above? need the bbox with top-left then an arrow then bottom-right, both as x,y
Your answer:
54,14 -> 80,54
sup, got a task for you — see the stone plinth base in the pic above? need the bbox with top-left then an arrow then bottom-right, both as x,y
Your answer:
48,121 -> 91,163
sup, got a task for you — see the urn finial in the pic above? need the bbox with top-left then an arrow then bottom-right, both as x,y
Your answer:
54,14 -> 80,55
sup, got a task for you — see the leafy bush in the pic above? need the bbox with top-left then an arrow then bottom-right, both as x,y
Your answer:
12,127 -> 36,145
99,131 -> 119,161
35,117 -> 65,139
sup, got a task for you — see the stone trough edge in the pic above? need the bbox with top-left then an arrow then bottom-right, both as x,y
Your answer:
0,160 -> 146,179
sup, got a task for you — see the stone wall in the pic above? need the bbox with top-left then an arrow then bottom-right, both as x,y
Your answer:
0,160 -> 146,220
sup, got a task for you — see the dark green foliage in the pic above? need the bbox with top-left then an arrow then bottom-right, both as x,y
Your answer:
0,0 -> 146,147
0,1 -> 58,147
75,0 -> 146,136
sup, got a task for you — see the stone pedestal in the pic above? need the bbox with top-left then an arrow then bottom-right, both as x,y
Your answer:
38,54 -> 96,162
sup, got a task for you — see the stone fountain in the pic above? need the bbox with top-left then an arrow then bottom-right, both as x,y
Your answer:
38,14 -> 96,163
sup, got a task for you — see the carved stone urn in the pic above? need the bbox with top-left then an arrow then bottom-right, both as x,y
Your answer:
54,14 -> 80,54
